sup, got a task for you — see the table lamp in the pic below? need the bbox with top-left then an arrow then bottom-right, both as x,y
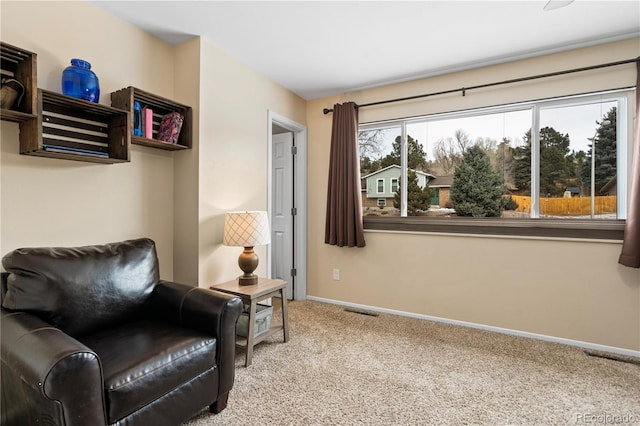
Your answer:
223,211 -> 271,285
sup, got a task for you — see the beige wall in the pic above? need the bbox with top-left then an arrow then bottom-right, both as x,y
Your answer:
196,39 -> 306,287
173,37 -> 201,285
1,1 -> 177,278
306,39 -> 640,351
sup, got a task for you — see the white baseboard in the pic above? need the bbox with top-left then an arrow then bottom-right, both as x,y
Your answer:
306,296 -> 640,359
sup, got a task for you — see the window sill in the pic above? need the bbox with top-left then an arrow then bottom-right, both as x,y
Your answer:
363,216 -> 625,240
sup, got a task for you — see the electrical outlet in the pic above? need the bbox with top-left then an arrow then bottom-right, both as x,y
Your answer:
332,268 -> 340,281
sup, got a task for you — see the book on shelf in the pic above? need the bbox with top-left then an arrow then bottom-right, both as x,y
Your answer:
133,101 -> 142,136
157,112 -> 184,144
42,144 -> 109,158
143,107 -> 153,138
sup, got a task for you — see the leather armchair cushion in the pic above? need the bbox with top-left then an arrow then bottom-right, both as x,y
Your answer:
80,319 -> 217,423
1,238 -> 159,338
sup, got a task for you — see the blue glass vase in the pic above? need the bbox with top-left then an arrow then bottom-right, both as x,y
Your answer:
61,59 -> 100,103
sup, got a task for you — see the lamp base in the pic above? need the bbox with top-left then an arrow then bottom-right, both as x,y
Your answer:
238,247 -> 259,286
238,274 -> 258,286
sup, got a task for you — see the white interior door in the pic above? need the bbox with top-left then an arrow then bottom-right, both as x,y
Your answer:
271,132 -> 294,298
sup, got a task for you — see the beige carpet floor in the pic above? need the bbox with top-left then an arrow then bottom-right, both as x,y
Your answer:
183,300 -> 640,425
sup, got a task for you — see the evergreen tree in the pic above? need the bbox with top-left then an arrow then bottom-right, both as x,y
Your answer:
581,107 -> 617,193
513,126 -> 574,196
393,170 -> 433,215
360,155 -> 373,177
450,146 -> 506,217
513,140 -> 531,195
540,127 -> 573,196
379,135 -> 428,171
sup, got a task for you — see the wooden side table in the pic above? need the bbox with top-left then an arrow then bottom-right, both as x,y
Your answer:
210,277 -> 290,367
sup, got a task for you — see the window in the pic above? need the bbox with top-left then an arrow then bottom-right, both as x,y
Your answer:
358,90 -> 631,239
377,199 -> 386,207
376,178 -> 384,193
537,100 -> 621,219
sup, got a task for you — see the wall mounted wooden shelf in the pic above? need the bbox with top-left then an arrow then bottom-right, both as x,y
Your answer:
20,89 -> 130,164
111,86 -> 192,151
1,41 -> 37,123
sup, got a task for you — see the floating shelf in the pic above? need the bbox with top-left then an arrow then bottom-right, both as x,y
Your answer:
131,135 -> 189,151
19,89 -> 130,164
111,86 -> 192,151
1,41 -> 37,123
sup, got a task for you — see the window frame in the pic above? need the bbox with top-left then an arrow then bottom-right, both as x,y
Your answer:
391,178 -> 399,193
359,89 -> 633,240
376,178 -> 385,194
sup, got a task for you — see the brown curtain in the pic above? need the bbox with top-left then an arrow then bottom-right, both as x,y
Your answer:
325,102 -> 366,247
618,59 -> 640,268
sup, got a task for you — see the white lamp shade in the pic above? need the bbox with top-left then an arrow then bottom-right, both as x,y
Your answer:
223,211 -> 271,247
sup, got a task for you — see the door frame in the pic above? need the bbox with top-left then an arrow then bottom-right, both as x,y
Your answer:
267,110 -> 307,300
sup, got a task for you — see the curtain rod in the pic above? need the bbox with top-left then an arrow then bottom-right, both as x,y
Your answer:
322,57 -> 639,115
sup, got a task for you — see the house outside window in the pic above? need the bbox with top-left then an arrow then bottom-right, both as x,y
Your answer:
362,166 -> 433,214
358,89 -> 632,239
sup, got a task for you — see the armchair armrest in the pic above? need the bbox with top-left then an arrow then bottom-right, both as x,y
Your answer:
1,310 -> 106,426
149,280 -> 242,395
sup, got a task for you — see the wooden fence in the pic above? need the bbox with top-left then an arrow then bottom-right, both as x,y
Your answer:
509,195 -> 616,216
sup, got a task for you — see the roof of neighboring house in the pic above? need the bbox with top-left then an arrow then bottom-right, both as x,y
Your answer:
566,186 -> 581,194
599,176 -> 617,195
362,164 -> 435,180
428,175 -> 453,188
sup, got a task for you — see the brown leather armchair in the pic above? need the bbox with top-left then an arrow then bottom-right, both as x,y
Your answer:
0,238 -> 242,426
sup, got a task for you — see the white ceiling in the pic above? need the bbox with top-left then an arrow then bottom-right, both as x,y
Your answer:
92,1 -> 640,100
